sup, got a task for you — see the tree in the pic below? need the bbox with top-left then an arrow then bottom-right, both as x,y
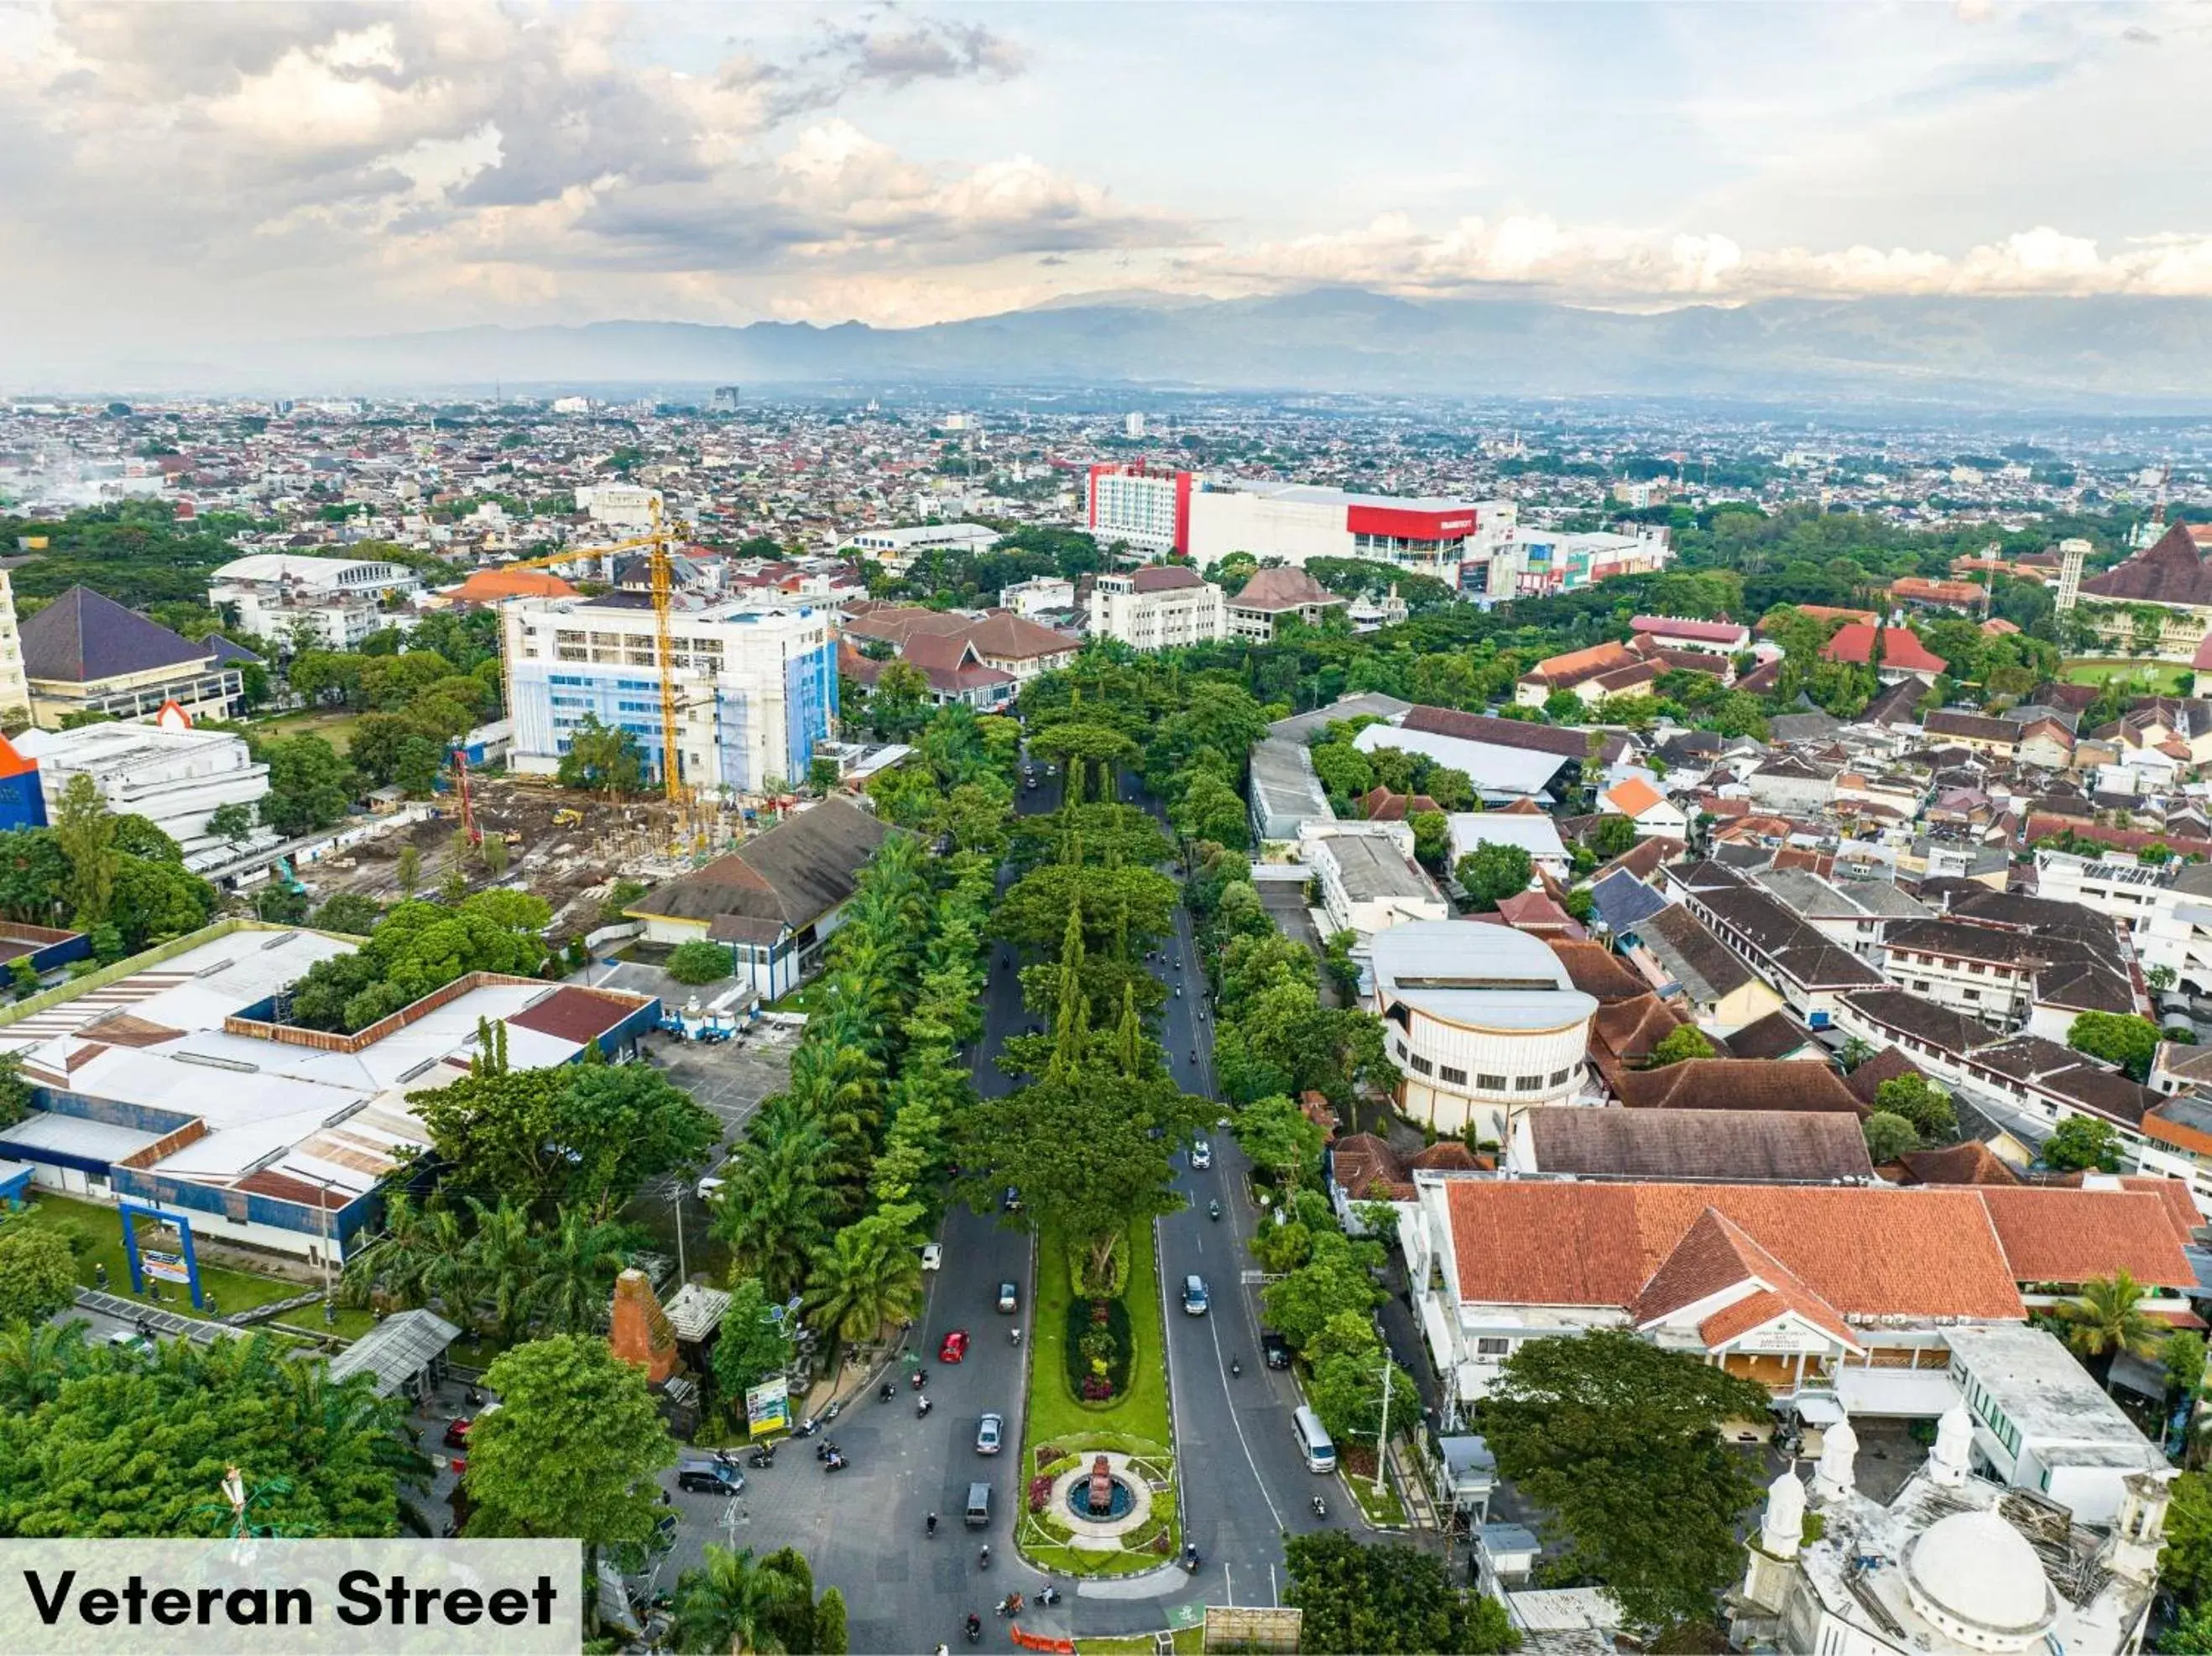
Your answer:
712,1278 -> 796,1419
2164,1330 -> 2207,1409
2162,1471 -> 2212,1607
0,1225 -> 79,1327
0,1330 -> 420,1538
804,1209 -> 926,1346
813,1585 -> 848,1654
2043,1114 -> 2124,1173
666,939 -> 735,985
1861,1111 -> 1920,1164
463,1335 -> 675,1555
1170,770 -> 1249,849
2068,1011 -> 2162,1082
670,1545 -> 806,1656
51,774 -> 117,926
1409,810 -> 1449,869
1263,1229 -> 1385,1351
0,1319 -> 91,1412
865,661 -> 931,742
1234,1093 -> 1329,1188
311,892 -> 383,937
526,1207 -> 634,1335
206,802 -> 255,846
2054,1271 -> 2162,1383
556,713 -> 647,795
1457,841 -> 1535,907
1283,1533 -> 1519,1655
255,734 -> 357,837
0,1053 -> 29,1131
1304,1310 -> 1415,1448
255,881 -> 310,924
1481,1329 -> 1770,1632
414,1063 -> 718,1218
1873,1073 -> 1958,1142
1589,814 -> 1640,859
395,843 -> 421,900
1645,1025 -> 1714,1068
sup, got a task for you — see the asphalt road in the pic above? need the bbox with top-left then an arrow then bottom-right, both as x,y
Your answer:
643,765 -> 1348,1648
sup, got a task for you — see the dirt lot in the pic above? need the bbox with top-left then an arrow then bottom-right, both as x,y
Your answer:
307,776 -> 693,943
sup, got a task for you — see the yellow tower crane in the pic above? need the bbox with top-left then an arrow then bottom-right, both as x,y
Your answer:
472,506 -> 698,848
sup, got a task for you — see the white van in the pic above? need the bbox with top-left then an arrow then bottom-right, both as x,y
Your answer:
1292,1405 -> 1337,1474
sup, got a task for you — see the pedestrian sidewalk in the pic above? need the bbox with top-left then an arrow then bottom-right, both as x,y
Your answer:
1386,1437 -> 1438,1531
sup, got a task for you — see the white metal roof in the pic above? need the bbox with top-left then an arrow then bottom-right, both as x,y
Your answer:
1352,726 -> 1569,797
1371,922 -> 1598,1033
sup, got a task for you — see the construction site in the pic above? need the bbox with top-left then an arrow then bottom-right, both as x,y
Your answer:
300,774 -> 767,946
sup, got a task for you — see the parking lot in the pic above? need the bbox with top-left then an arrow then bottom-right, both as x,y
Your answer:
623,1023 -> 800,1272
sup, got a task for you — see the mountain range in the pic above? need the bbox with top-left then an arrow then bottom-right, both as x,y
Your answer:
91,290 -> 2212,410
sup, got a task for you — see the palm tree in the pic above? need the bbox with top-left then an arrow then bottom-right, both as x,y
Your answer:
2055,1271 -> 2162,1387
669,1544 -> 802,1655
714,1114 -> 837,1303
0,1319 -> 90,1409
804,1217 -> 923,1349
526,1208 -> 633,1335
462,1198 -> 540,1344
340,1194 -> 476,1321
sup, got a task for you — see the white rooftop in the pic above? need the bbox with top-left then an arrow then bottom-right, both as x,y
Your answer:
1352,725 -> 1569,798
1943,1324 -> 2169,1471
1370,921 -> 1599,1034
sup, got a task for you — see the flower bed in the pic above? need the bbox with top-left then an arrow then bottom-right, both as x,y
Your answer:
1063,1293 -> 1133,1403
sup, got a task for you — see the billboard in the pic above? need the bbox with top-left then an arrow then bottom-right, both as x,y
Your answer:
745,1377 -> 790,1439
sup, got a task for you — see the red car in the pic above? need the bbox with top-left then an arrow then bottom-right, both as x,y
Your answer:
443,1418 -> 474,1450
938,1329 -> 970,1364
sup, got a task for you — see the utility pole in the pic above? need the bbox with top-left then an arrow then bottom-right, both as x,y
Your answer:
1373,1356 -> 1394,1501
674,1181 -> 687,1284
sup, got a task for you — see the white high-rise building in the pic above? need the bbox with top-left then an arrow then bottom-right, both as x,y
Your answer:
501,596 -> 840,796
1124,412 -> 1145,439
0,571 -> 30,726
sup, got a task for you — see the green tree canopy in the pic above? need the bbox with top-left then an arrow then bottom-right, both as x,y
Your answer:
2068,1011 -> 2162,1082
1873,1072 -> 1958,1142
462,1335 -> 675,1554
0,1225 -> 80,1328
1479,1329 -> 1771,1632
2043,1114 -> 2124,1173
1284,1533 -> 1519,1655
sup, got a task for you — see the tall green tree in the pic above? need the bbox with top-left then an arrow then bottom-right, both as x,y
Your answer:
462,1335 -> 675,1557
804,1209 -> 926,1347
51,774 -> 118,926
2055,1271 -> 2162,1385
0,1225 -> 79,1328
1480,1329 -> 1770,1632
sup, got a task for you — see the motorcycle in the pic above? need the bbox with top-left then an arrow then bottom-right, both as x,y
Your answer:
1036,1585 -> 1062,1606
996,1594 -> 1024,1618
1181,1544 -> 1201,1575
911,1368 -> 927,1391
815,1439 -> 841,1462
879,1382 -> 896,1403
964,1615 -> 983,1644
978,1545 -> 991,1570
917,1394 -> 934,1418
1312,1495 -> 1328,1520
792,1417 -> 819,1438
1229,1356 -> 1241,1377
926,1512 -> 939,1537
1208,1199 -> 1221,1221
823,1452 -> 848,1473
821,1399 -> 844,1423
746,1446 -> 775,1469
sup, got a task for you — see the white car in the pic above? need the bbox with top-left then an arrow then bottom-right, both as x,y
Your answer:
976,1412 -> 1004,1455
696,1174 -> 727,1204
921,1243 -> 944,1272
1190,1140 -> 1213,1171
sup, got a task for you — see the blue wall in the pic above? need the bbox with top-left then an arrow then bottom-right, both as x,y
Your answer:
0,770 -> 45,831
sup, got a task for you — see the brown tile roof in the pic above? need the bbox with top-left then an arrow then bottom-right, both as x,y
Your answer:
1547,940 -> 1648,1002
1891,1141 -> 2021,1187
1521,1105 -> 1875,1183
1400,707 -> 1589,757
2079,521 -> 2212,607
1591,837 -> 1683,883
1234,567 -> 1343,612
1721,1011 -> 1819,1061
1614,1059 -> 1866,1115
1329,1133 -> 1408,1200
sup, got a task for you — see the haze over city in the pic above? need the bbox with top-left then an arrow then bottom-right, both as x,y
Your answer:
8,2 -> 2212,395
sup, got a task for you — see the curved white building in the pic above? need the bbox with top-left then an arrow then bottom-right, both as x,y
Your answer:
1369,922 -> 1597,1142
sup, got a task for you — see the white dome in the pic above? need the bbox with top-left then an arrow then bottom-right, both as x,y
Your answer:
1904,1509 -> 2057,1652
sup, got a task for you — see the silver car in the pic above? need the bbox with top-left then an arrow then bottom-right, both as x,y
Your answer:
976,1412 -> 1004,1455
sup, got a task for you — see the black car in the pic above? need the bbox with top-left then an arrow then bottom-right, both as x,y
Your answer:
1261,1331 -> 1292,1371
677,1457 -> 745,1495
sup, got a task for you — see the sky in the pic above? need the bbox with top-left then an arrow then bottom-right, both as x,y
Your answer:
3,0 -> 2210,362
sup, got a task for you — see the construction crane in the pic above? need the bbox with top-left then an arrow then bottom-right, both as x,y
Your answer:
473,505 -> 696,841
449,742 -> 481,847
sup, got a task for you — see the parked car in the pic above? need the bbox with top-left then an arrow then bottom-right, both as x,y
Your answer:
921,1243 -> 943,1272
1190,1140 -> 1213,1170
976,1412 -> 1004,1455
443,1418 -> 476,1450
677,1457 -> 745,1495
1001,1186 -> 1023,1213
940,1329 -> 971,1363
996,1281 -> 1019,1314
1262,1331 -> 1293,1371
696,1174 -> 728,1204
1182,1274 -> 1209,1316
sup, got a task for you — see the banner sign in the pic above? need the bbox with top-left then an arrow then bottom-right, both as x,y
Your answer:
744,1377 -> 790,1438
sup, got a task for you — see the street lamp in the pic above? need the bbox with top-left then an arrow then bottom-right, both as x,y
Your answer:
296,1173 -> 340,1325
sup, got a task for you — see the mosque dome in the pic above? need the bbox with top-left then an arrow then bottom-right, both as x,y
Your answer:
1903,1508 -> 2058,1652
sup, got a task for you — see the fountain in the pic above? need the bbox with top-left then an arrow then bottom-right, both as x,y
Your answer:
1071,1455 -> 1138,1523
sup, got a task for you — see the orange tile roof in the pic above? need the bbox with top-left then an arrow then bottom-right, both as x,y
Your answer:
1442,1181 -> 2068,1321
1977,1186 -> 2194,1288
455,567 -> 578,602
2118,1176 -> 2203,1247
1605,776 -> 1666,817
